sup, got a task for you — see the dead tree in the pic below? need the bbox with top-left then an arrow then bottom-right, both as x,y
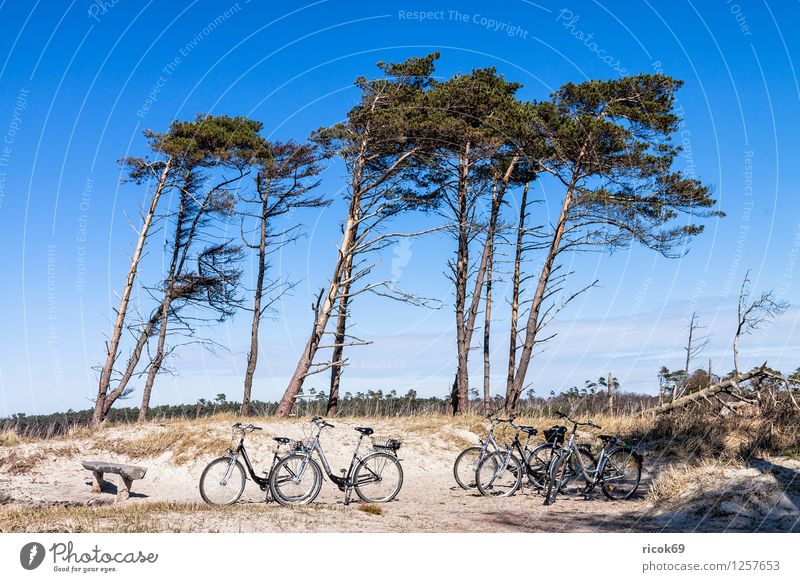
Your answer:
92,116 -> 265,426
733,271 -> 789,375
648,274 -> 789,415
648,364 -> 768,414
671,312 -> 710,402
92,156 -> 176,427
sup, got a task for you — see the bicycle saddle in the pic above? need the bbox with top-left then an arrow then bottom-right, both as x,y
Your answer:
273,437 -> 290,445
355,427 -> 374,436
598,434 -> 621,444
519,426 -> 538,435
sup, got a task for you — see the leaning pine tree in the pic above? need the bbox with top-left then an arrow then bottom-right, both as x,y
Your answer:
275,54 -> 439,417
505,75 -> 723,412
422,68 -> 529,414
239,142 -> 328,416
92,116 -> 263,427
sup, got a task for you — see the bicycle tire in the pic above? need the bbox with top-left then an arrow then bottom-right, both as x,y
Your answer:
600,447 -> 642,500
199,456 -> 246,506
475,451 -> 523,497
354,452 -> 404,503
453,446 -> 487,490
543,447 -> 596,505
524,443 -> 556,490
543,450 -> 569,505
269,453 -> 322,506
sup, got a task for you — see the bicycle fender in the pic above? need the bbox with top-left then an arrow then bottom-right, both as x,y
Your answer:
610,445 -> 643,462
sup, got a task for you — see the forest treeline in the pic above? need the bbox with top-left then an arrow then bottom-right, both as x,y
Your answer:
86,53 -> 725,428
0,389 -> 661,439
7,362 -> 800,439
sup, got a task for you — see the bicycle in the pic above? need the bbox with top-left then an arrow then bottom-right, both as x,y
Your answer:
269,416 -> 403,506
543,412 -> 642,506
473,417 -> 586,497
452,413 -> 504,489
199,422 -> 297,506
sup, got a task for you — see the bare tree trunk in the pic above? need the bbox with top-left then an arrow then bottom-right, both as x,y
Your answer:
511,180 -> 577,404
275,141 -> 417,418
505,182 -> 529,412
450,155 -> 519,414
92,159 -> 173,427
675,313 -> 695,402
648,364 -> 767,415
450,143 -> 472,415
482,241 -> 493,413
139,187 -> 205,422
138,300 -> 171,422
241,188 -> 270,417
607,371 -> 614,416
327,238 -> 355,416
275,195 -> 361,417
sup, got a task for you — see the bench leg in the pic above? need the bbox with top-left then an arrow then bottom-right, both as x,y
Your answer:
91,471 -> 104,493
116,476 -> 133,502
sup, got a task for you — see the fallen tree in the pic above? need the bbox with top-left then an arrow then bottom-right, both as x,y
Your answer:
645,272 -> 792,416
646,363 -> 767,415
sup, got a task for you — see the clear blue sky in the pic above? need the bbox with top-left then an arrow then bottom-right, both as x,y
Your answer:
1,0 -> 798,416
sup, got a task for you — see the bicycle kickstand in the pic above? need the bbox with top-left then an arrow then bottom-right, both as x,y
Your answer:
343,484 -> 353,506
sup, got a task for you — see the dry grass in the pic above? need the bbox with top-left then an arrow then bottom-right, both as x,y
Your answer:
92,424 -> 228,465
0,502 -> 219,533
0,445 -> 79,475
0,500 -> 360,533
649,460 -> 732,503
0,450 -> 46,475
0,429 -> 26,446
357,503 -> 383,516
642,407 -> 800,461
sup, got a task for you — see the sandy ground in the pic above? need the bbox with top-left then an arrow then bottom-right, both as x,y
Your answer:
1,417 -> 798,532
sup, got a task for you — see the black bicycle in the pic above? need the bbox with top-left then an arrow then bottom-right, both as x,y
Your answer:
199,423 -> 296,506
543,412 -> 642,506
474,417 -> 596,497
269,416 -> 403,505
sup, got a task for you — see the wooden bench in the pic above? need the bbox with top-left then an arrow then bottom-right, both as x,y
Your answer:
82,461 -> 147,502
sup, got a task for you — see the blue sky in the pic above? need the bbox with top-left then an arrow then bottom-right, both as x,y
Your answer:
0,0 -> 798,416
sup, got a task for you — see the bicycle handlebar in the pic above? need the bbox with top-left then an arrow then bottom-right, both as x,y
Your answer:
232,423 -> 263,432
311,416 -> 335,429
553,412 -> 601,430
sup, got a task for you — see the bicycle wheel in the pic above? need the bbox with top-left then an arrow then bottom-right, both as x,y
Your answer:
354,452 -> 404,503
600,447 -> 642,500
476,451 -> 523,497
524,443 -> 556,490
453,446 -> 488,489
568,447 -> 597,492
543,448 -> 596,505
269,453 -> 322,506
199,456 -> 246,506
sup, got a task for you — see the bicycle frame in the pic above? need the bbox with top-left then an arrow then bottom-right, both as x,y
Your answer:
224,436 -> 285,490
309,427 -> 366,486
557,429 -> 599,486
492,421 -> 540,470
288,421 -> 383,504
482,422 -> 530,488
551,417 -> 636,493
